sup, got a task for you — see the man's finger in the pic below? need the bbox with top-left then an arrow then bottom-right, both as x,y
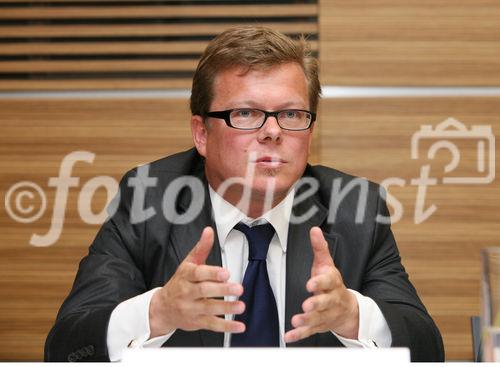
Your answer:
193,281 -> 244,299
185,264 -> 230,283
196,298 -> 245,316
309,227 -> 334,271
198,315 -> 246,334
302,293 -> 334,313
284,324 -> 321,344
185,226 -> 215,265
291,310 -> 326,330
306,270 -> 339,293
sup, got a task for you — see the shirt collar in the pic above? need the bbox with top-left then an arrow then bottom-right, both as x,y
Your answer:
208,185 -> 295,253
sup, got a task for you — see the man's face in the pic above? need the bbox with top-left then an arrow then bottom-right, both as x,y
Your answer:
192,62 -> 314,208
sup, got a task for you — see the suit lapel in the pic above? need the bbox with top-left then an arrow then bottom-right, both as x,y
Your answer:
285,187 -> 339,347
168,169 -> 224,347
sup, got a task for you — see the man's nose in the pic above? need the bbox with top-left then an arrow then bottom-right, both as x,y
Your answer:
257,114 -> 282,142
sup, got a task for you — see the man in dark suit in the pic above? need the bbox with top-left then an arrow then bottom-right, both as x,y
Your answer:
45,26 -> 444,362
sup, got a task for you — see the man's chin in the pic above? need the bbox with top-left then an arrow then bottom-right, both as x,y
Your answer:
248,177 -> 293,200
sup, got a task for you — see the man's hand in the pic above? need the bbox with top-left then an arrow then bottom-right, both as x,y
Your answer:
149,226 -> 246,338
284,227 -> 359,343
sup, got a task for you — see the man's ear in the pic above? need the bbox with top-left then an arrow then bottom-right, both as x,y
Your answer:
191,115 -> 208,157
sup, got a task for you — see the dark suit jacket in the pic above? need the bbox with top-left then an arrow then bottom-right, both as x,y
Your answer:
45,148 -> 444,362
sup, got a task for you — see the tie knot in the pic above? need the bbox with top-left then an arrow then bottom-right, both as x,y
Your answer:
234,222 -> 275,260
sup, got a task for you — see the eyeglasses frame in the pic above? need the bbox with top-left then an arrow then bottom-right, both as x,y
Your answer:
204,108 -> 316,131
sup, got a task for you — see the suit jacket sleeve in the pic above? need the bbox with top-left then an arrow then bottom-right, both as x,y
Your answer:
44,168 -> 148,362
361,192 -> 445,361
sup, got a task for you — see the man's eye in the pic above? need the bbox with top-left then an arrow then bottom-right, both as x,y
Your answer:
235,110 -> 254,118
284,111 -> 299,119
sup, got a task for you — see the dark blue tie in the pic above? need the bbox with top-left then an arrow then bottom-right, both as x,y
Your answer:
231,222 -> 280,347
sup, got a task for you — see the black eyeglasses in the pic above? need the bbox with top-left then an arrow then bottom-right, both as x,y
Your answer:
205,108 -> 316,131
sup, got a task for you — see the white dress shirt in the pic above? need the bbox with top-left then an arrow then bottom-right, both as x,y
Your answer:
106,186 -> 392,361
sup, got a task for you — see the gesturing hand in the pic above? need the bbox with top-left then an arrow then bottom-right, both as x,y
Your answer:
149,227 -> 246,338
284,227 -> 359,343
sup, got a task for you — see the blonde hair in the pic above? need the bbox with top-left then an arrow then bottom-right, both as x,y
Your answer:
190,26 -> 321,116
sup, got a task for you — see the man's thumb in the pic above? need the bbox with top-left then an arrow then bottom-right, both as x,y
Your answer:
310,226 -> 334,269
186,226 -> 214,265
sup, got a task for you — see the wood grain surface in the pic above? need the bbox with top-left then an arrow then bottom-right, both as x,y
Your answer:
319,0 -> 500,86
0,2 -> 318,91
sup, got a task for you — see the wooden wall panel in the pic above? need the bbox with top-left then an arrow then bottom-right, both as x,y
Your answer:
319,0 -> 500,86
0,98 -> 194,361
319,96 -> 500,360
0,1 -> 318,91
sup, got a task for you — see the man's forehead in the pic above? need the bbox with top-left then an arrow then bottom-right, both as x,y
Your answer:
213,62 -> 305,82
209,63 -> 309,110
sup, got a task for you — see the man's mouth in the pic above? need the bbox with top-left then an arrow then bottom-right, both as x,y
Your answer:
254,156 -> 287,167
